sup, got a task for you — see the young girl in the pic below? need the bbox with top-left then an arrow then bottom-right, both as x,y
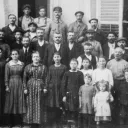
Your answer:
94,80 -> 114,125
78,74 -> 95,127
62,58 -> 84,127
80,58 -> 93,76
47,52 -> 67,127
92,56 -> 113,91
4,49 -> 25,126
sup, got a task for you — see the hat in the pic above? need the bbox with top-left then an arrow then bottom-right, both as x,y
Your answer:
22,4 -> 31,10
116,37 -> 127,42
75,11 -> 84,16
106,31 -> 117,37
89,18 -> 98,23
28,22 -> 37,28
53,6 -> 62,12
86,29 -> 95,34
14,29 -> 24,35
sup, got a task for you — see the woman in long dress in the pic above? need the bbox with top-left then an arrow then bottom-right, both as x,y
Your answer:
4,49 -> 25,126
23,51 -> 47,128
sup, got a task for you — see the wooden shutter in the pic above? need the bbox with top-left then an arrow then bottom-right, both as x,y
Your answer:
97,0 -> 123,36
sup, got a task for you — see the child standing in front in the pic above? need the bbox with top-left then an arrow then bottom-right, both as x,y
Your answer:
78,74 -> 95,128
80,58 -> 93,76
62,58 -> 84,127
94,80 -> 114,125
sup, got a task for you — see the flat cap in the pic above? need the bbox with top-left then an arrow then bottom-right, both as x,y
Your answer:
28,22 -> 37,28
89,18 -> 98,23
14,29 -> 24,35
75,11 -> 84,16
53,6 -> 62,12
107,31 -> 117,37
116,37 -> 127,42
86,29 -> 95,33
22,4 -> 31,10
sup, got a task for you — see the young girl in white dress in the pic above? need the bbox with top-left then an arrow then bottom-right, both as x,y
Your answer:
80,58 -> 93,77
94,80 -> 114,125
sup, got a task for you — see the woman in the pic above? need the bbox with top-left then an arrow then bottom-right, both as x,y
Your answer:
4,49 -> 25,126
92,56 -> 113,91
0,48 -> 6,122
23,51 -> 47,128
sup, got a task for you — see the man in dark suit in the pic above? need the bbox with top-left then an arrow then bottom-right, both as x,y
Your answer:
66,31 -> 84,68
102,31 -> 117,61
31,27 -> 49,64
2,14 -> 21,48
19,36 -> 32,66
89,18 -> 106,47
44,32 -> 68,67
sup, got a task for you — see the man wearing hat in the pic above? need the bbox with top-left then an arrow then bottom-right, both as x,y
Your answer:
82,29 -> 103,58
46,6 -> 67,44
68,11 -> 87,44
89,18 -> 106,46
102,31 -> 117,61
18,4 -> 34,31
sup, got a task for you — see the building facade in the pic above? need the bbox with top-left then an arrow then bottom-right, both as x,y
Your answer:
0,0 -> 127,37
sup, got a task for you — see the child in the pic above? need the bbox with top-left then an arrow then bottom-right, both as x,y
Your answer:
62,58 -> 84,127
80,58 -> 93,76
117,68 -> 128,125
47,52 -> 67,127
78,74 -> 95,127
19,4 -> 34,31
94,80 -> 114,125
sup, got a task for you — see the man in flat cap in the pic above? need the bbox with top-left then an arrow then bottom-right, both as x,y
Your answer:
82,29 -> 103,58
89,18 -> 106,47
46,6 -> 67,44
19,4 -> 34,31
68,11 -> 87,44
102,31 -> 117,61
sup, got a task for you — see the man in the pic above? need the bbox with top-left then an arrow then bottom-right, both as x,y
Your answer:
66,31 -> 84,68
89,18 -> 105,46
68,11 -> 87,44
19,36 -> 32,66
0,30 -> 10,61
107,47 -> 128,124
2,14 -> 21,48
82,29 -> 103,58
103,31 -> 117,61
11,29 -> 23,50
44,32 -> 68,67
46,6 -> 67,44
32,28 -> 49,63
77,43 -> 97,69
18,4 -> 34,31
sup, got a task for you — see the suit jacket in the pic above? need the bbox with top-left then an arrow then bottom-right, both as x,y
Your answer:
66,42 -> 84,68
19,47 -> 32,66
44,43 -> 68,67
2,25 -> 21,48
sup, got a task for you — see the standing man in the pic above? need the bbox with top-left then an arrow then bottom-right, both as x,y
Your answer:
46,6 -> 67,44
89,18 -> 106,46
68,11 -> 87,44
102,31 -> 117,61
2,14 -> 21,48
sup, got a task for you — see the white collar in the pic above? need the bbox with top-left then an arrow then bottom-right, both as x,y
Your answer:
69,70 -> 78,72
108,42 -> 115,47
38,40 -> 44,46
9,60 -> 22,66
23,47 -> 29,52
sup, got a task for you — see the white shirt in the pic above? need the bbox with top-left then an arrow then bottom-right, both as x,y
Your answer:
9,25 -> 16,31
29,32 -> 36,40
23,47 -> 29,53
108,42 -> 115,59
68,43 -> 74,50
55,43 -> 61,51
38,40 -> 44,47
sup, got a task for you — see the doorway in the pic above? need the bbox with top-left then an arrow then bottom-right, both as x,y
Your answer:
18,0 -> 48,18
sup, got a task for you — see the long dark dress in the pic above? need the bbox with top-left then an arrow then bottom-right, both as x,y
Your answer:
0,59 -> 6,116
23,64 -> 47,124
4,61 -> 25,114
62,71 -> 84,111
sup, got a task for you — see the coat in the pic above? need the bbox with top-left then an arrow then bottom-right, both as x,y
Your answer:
44,44 -> 68,67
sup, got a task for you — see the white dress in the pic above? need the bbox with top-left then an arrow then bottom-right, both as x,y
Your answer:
94,91 -> 114,121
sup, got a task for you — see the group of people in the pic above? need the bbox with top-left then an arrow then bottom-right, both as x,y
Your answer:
0,4 -> 128,128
